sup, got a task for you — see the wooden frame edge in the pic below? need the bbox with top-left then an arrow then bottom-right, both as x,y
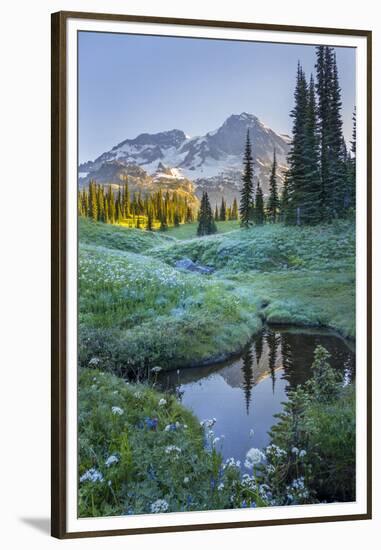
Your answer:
51,10 -> 372,539
51,11 -> 67,540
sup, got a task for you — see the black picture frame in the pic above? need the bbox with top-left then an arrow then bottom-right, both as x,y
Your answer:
51,10 -> 372,539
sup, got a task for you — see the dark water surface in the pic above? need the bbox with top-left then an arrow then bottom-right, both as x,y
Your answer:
157,326 -> 355,468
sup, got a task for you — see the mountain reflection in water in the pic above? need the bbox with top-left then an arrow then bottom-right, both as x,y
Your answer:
157,326 -> 355,468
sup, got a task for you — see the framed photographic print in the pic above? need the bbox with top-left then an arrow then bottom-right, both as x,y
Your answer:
51,11 -> 372,539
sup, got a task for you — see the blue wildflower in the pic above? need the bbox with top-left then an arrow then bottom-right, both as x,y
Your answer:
145,417 -> 158,430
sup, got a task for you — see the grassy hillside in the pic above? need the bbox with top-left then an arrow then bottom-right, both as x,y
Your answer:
78,219 -> 355,374
79,217 -> 174,253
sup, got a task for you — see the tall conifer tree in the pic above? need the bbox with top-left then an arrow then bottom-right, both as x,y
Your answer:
267,149 -> 280,223
254,183 -> 265,225
240,130 -> 254,228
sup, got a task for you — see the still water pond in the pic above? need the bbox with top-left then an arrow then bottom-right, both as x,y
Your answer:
158,326 -> 355,468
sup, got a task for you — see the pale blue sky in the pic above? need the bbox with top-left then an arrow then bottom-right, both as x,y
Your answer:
78,31 -> 356,163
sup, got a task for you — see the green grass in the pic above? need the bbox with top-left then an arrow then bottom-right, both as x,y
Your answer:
165,220 -> 240,240
78,219 -> 355,374
153,220 -> 355,273
79,217 -> 174,253
78,241 -> 262,373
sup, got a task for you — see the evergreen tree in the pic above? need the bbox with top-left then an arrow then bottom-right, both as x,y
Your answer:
280,169 -> 292,224
254,183 -> 265,224
197,192 -> 217,236
267,149 -> 280,222
214,204 -> 219,221
174,211 -> 180,227
147,209 -> 153,231
88,180 -> 98,221
186,205 -> 193,223
240,130 -> 254,228
231,197 -> 238,220
159,213 -> 168,231
328,52 -> 347,217
219,197 -> 227,221
304,74 -> 322,224
315,46 -> 331,218
287,63 -> 309,224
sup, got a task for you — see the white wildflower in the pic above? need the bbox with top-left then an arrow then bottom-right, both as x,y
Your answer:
105,454 -> 119,467
183,477 -> 190,484
291,446 -> 299,454
299,449 -> 307,458
150,499 -> 169,513
158,398 -> 167,406
245,448 -> 265,469
80,468 -> 104,483
213,437 -> 220,445
165,445 -> 182,455
200,418 -> 216,429
218,483 -> 225,491
111,406 -> 124,416
89,357 -> 100,367
266,444 -> 287,458
224,457 -> 241,470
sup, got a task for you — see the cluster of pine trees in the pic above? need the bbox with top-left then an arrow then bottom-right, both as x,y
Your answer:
197,191 -> 217,236
239,46 -> 356,228
214,197 -> 238,222
78,180 -> 195,230
284,46 -> 356,225
197,194 -> 239,236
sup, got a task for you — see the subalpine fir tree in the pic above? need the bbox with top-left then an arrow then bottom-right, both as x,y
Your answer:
186,205 -> 193,223
122,180 -> 130,217
214,204 -> 219,221
231,197 -> 238,220
240,130 -> 254,228
147,209 -> 153,231
315,46 -> 330,218
197,191 -> 217,236
303,74 -> 322,224
254,182 -> 265,225
315,46 -> 348,220
267,149 -> 280,223
328,52 -> 347,218
219,197 -> 227,221
160,213 -> 168,231
88,180 -> 98,221
287,63 -> 309,224
280,169 -> 292,224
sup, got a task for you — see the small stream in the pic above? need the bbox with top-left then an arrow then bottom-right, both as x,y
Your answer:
157,326 -> 355,469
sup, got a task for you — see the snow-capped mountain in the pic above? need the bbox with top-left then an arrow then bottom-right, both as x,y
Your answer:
79,113 -> 291,204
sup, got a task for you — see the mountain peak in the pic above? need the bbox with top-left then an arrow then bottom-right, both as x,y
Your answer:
112,128 -> 187,152
79,114 -> 291,204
